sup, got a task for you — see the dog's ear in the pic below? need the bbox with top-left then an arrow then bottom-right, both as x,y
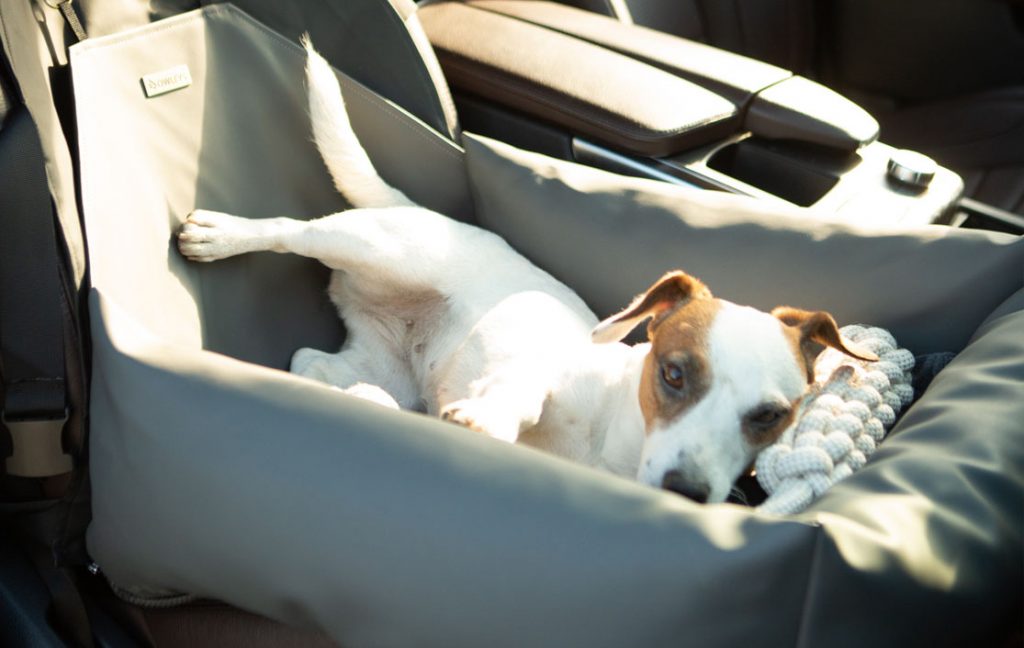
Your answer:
592,271 -> 711,343
772,306 -> 879,364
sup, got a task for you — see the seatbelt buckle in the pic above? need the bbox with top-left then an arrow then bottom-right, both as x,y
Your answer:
2,409 -> 73,477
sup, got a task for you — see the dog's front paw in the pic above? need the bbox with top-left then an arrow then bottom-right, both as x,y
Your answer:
177,209 -> 255,262
441,399 -> 522,443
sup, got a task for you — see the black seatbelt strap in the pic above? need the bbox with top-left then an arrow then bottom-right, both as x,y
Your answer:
0,57 -> 96,648
0,103 -> 74,478
18,510 -> 96,648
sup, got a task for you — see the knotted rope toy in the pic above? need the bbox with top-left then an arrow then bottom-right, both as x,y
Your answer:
755,325 -> 915,515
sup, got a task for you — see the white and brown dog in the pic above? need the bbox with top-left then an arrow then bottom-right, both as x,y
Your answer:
178,40 -> 875,503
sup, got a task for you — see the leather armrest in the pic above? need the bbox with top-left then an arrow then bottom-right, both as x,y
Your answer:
459,0 -> 880,152
418,1 -> 740,156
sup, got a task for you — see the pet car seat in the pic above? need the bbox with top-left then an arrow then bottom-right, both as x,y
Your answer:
2,0 -> 460,644
2,1 -> 1023,646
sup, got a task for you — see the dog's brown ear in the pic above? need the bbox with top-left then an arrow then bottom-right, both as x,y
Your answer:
772,306 -> 879,364
592,271 -> 711,343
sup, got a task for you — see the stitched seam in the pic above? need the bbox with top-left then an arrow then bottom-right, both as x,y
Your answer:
438,52 -> 734,140
70,4 -> 232,53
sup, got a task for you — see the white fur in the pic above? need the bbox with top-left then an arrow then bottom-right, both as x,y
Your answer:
302,33 -> 415,210
176,40 -> 817,502
638,304 -> 807,502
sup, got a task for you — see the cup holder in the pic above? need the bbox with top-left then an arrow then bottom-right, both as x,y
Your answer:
707,138 -> 842,206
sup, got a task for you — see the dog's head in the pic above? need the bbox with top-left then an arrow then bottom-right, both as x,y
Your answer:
592,271 -> 876,503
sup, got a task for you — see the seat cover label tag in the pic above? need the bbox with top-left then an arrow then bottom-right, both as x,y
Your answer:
141,65 -> 192,98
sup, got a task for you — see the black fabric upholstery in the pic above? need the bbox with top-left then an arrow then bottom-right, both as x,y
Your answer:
559,0 -> 816,73
874,87 -> 1024,214
0,106 -> 67,423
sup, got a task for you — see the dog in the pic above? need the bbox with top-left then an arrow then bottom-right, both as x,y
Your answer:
177,39 -> 876,504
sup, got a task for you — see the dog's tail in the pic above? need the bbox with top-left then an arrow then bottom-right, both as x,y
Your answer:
302,35 -> 415,209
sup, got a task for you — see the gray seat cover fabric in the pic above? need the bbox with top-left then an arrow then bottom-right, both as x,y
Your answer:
216,0 -> 461,141
75,6 -> 1023,647
71,4 -> 470,368
464,134 -> 1024,645
463,134 -> 1024,356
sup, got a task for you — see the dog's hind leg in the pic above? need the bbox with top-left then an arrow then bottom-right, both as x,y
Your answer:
292,347 -> 400,410
291,344 -> 418,411
291,346 -> 364,386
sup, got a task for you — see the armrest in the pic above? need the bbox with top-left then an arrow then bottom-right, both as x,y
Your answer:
418,1 -> 740,156
457,0 -> 880,152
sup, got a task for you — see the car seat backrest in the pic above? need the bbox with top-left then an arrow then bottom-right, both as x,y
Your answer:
555,0 -> 817,74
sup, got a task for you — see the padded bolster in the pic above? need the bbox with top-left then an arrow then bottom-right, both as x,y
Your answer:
418,1 -> 739,157
462,0 -> 880,152
462,133 -> 1024,356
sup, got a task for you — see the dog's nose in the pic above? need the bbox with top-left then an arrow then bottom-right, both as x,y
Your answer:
661,470 -> 710,503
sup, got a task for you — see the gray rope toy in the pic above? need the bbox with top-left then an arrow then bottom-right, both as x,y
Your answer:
755,325 -> 915,515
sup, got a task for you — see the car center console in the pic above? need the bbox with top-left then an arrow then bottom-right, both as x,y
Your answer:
418,0 -> 969,227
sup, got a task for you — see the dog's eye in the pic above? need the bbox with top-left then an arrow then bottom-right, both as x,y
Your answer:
661,362 -> 685,390
748,406 -> 787,427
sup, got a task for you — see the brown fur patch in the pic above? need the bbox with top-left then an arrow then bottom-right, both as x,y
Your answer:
780,323 -> 815,383
638,298 -> 720,432
772,306 -> 878,364
593,271 -> 712,344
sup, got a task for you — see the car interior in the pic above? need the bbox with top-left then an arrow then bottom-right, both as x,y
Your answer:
1,0 -> 1022,646
461,0 -> 1024,222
